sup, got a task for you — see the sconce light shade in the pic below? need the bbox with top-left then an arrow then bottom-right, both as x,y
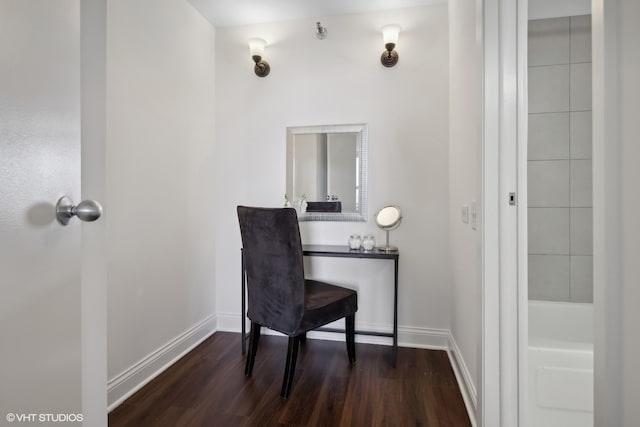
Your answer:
248,38 -> 266,57
248,38 -> 270,77
381,25 -> 401,67
382,25 -> 400,45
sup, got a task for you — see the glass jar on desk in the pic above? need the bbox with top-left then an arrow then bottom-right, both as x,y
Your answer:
362,235 -> 376,251
348,234 -> 362,250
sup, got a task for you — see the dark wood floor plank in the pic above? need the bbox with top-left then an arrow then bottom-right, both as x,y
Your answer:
108,332 -> 471,427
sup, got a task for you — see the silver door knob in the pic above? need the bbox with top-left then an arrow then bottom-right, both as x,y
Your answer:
56,196 -> 103,225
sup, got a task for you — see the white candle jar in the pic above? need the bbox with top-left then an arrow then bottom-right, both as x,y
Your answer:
362,235 -> 376,251
348,234 -> 362,250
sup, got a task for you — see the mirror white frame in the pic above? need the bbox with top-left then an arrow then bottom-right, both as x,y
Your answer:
286,123 -> 368,222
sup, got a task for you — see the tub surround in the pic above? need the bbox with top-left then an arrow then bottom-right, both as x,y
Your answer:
527,15 -> 593,303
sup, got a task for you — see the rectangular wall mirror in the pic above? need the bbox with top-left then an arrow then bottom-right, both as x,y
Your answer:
286,124 -> 368,222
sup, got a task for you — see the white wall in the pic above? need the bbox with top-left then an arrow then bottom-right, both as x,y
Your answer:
619,2 -> 640,422
106,0 -> 216,406
213,5 -> 451,343
448,0 -> 483,416
593,0 -> 640,424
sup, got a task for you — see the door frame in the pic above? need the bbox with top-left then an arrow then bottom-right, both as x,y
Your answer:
482,0 -> 526,425
591,0 -> 623,424
80,1 -> 107,425
516,0 -> 529,426
481,0 -> 503,425
493,1 -> 618,426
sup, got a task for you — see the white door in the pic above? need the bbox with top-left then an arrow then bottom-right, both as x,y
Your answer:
0,1 -> 105,424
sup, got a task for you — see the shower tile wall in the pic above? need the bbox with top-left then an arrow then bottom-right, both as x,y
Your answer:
528,15 -> 592,303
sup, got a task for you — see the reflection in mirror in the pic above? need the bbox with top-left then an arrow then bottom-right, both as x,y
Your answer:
286,124 -> 368,222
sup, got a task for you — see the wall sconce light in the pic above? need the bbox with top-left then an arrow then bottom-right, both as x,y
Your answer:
248,38 -> 270,77
380,25 -> 401,67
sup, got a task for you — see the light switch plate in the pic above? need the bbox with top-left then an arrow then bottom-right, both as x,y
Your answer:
470,201 -> 477,230
461,205 -> 469,224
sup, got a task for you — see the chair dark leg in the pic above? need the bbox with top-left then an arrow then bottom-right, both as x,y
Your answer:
346,315 -> 356,364
299,332 -> 307,344
281,336 -> 300,399
245,322 -> 262,376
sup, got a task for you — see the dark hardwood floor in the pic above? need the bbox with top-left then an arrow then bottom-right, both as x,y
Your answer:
109,332 -> 471,427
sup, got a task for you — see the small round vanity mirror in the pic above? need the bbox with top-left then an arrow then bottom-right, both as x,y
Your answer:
375,206 -> 402,252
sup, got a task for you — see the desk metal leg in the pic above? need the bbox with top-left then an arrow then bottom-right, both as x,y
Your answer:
241,250 -> 246,354
392,257 -> 399,368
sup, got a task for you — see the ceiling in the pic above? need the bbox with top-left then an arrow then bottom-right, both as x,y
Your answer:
188,0 -> 445,28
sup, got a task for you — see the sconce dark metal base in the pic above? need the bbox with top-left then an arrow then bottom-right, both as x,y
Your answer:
254,60 -> 270,77
381,50 -> 399,67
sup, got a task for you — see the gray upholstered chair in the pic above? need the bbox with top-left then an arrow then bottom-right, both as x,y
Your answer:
237,206 -> 358,398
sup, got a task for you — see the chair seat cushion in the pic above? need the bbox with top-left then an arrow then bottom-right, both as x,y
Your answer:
297,279 -> 358,334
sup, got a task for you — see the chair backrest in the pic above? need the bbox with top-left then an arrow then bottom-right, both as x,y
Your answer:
237,206 -> 306,335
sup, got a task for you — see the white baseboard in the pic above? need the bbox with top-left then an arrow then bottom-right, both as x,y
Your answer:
214,311 -> 244,333
107,313 -> 217,411
447,332 -> 478,427
216,312 -> 450,349
108,311 -> 476,427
